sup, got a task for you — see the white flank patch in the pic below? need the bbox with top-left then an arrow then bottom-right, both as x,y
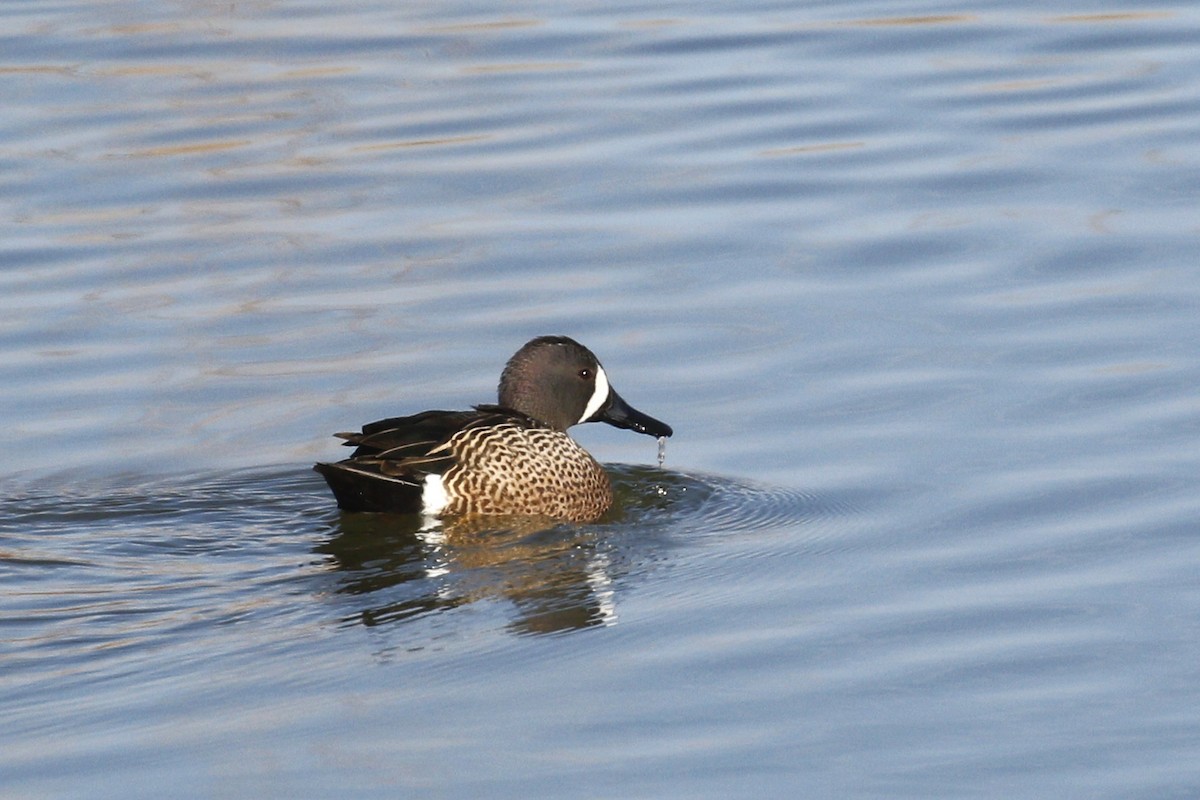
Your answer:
585,550 -> 618,627
579,365 -> 610,424
421,473 -> 449,516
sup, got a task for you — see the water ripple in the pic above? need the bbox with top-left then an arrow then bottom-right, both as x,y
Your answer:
2,464 -> 841,643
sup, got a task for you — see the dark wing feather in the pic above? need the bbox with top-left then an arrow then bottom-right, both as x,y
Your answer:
338,410 -> 476,456
314,407 -> 546,514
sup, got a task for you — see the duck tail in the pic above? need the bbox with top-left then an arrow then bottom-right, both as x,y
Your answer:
313,461 -> 424,514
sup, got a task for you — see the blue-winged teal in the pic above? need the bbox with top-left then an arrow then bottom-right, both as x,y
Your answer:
315,336 -> 673,522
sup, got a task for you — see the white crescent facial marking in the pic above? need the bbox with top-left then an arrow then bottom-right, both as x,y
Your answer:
579,365 -> 610,425
421,473 -> 449,515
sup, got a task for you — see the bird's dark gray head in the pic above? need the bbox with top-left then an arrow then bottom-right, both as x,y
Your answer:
498,335 -> 673,437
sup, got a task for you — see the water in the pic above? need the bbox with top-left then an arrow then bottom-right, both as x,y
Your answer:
4,0 -> 1200,797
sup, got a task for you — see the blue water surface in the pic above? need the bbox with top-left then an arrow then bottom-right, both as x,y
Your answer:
3,1 -> 1200,797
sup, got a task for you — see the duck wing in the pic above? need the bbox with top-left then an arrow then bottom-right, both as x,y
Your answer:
314,406 -> 541,513
339,409 -> 481,459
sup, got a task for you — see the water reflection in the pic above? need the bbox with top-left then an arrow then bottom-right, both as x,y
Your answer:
317,513 -> 619,635
313,464 -> 826,636
313,466 -> 687,635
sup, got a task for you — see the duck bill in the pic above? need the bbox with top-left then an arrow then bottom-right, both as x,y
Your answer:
595,390 -> 673,438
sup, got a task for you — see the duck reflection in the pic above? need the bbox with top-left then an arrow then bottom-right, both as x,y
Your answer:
316,512 -> 621,635
314,465 -> 702,636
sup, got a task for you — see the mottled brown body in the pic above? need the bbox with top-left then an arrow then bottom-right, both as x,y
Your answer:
439,423 -> 613,522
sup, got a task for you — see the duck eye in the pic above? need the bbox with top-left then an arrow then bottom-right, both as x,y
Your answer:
578,368 -> 591,380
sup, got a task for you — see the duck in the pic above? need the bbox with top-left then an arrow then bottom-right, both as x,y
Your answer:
314,335 -> 672,522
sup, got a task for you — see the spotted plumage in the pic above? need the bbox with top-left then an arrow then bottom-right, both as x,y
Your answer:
315,336 -> 672,522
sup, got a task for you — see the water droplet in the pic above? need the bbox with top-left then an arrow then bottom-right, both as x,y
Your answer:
657,435 -> 667,467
